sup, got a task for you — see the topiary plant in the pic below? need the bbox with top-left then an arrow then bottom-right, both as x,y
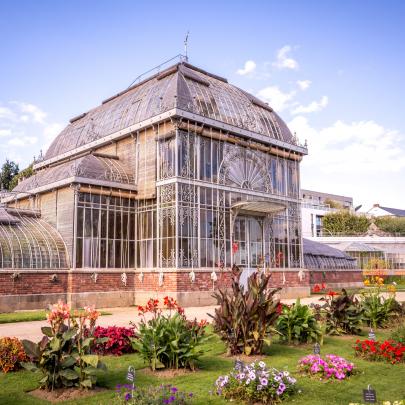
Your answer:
276,299 -> 323,344
209,265 -> 281,355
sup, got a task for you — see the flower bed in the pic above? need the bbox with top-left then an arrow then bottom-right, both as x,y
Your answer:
354,339 -> 405,364
298,354 -> 355,381
215,360 -> 297,404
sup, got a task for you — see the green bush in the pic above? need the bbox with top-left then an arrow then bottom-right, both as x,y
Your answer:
375,216 -> 405,235
320,289 -> 364,335
276,299 -> 323,344
132,297 -> 207,371
361,286 -> 401,328
21,301 -> 106,390
210,265 -> 281,355
323,210 -> 370,235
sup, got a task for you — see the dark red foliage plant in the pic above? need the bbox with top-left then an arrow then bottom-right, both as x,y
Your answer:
91,326 -> 136,356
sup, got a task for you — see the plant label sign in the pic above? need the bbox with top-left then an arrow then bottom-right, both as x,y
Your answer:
313,343 -> 321,355
363,386 -> 377,403
368,329 -> 376,341
234,359 -> 244,371
126,366 -> 135,382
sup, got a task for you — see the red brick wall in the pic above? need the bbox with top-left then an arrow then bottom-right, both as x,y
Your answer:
70,272 -> 135,292
0,273 -> 68,295
309,269 -> 363,286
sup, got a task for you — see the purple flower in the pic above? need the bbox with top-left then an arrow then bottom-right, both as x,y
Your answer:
171,387 -> 178,393
260,377 -> 268,386
125,393 -> 132,401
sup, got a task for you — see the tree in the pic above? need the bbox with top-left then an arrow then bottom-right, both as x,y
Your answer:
9,164 -> 34,190
323,210 -> 370,236
375,216 -> 405,235
0,159 -> 19,191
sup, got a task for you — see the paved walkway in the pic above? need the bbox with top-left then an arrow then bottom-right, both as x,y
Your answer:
2,292 -> 404,341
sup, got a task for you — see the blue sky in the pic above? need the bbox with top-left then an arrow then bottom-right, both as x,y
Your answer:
1,0 -> 404,208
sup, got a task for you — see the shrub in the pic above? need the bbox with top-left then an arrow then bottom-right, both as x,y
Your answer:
276,299 -> 322,344
215,360 -> 297,404
132,297 -> 208,371
361,277 -> 401,328
115,384 -> 193,404
210,265 -> 281,355
0,337 -> 28,373
354,339 -> 405,364
375,216 -> 405,235
323,210 -> 370,236
21,301 -> 107,390
91,326 -> 136,356
320,289 -> 363,335
298,354 -> 355,380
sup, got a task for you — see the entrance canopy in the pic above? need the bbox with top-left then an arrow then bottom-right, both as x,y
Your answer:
231,200 -> 286,216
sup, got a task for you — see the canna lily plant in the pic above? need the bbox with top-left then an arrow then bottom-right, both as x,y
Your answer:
210,265 -> 281,355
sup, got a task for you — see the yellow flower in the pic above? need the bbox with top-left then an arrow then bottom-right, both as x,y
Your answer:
364,279 -> 370,286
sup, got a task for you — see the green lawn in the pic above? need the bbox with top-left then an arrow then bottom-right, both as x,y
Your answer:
0,310 -> 112,324
1,326 -> 404,404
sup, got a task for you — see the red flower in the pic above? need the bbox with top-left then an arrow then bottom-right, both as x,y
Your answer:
327,290 -> 339,297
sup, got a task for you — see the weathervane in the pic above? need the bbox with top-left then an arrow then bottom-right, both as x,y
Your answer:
184,31 -> 190,61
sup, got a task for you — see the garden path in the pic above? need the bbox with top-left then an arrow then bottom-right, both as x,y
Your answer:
1,292 -> 404,341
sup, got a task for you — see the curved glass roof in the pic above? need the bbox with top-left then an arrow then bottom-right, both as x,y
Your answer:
14,154 -> 134,193
0,207 -> 68,269
44,62 -> 297,160
303,238 -> 358,270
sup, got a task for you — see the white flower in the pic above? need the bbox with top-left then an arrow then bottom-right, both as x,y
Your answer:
245,378 -> 251,385
283,371 -> 290,377
249,371 -> 256,380
259,361 -> 266,369
257,384 -> 263,391
274,375 -> 281,382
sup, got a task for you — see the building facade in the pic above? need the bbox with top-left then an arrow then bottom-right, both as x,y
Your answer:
0,61 -> 362,310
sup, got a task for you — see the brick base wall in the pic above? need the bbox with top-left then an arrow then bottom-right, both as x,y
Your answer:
0,267 -> 363,310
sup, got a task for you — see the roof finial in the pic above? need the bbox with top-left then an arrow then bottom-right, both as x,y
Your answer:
184,31 -> 190,62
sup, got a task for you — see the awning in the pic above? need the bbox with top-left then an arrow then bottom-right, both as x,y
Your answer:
231,200 -> 286,215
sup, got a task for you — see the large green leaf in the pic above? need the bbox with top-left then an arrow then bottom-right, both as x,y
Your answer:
81,354 -> 99,368
59,368 -> 79,380
21,340 -> 40,358
41,326 -> 53,337
61,356 -> 77,368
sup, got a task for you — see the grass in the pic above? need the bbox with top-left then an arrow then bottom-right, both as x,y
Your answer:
0,310 -> 112,324
1,326 -> 405,404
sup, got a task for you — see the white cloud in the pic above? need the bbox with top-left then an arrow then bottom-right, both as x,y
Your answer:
12,102 -> 47,124
297,80 -> 311,90
0,101 -> 62,167
292,96 -> 328,114
0,129 -> 12,137
0,106 -> 16,121
257,86 -> 296,111
288,116 -> 405,174
273,45 -> 299,70
236,60 -> 257,76
8,136 -> 38,147
290,116 -> 405,207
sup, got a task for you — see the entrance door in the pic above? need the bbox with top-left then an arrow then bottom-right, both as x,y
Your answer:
233,216 -> 264,287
